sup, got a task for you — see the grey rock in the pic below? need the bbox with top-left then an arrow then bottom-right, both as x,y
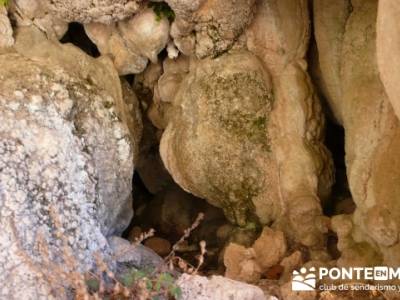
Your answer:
0,28 -> 141,299
109,236 -> 164,271
177,274 -> 274,300
47,0 -> 142,24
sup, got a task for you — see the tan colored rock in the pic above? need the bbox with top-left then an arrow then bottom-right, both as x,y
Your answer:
144,237 -> 171,257
84,6 -> 170,75
377,0 -> 400,121
119,7 -> 170,63
157,56 -> 190,104
253,227 -> 287,271
245,0 -> 333,248
9,0 -> 68,39
160,51 -> 279,228
84,22 -> 148,75
280,251 -> 303,282
313,0 -> 350,124
331,215 -> 381,267
149,55 -> 189,129
314,0 -> 400,266
224,227 -> 288,283
161,0 -> 333,248
224,243 -> 261,283
134,61 -> 163,103
0,7 -> 14,48
167,0 -> 256,58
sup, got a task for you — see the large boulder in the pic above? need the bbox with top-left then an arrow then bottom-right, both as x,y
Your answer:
0,28 -> 141,298
160,43 -> 332,249
160,51 -> 277,228
160,0 -> 333,251
314,0 -> 400,266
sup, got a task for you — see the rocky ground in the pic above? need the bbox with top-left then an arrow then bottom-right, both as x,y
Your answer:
0,0 -> 399,299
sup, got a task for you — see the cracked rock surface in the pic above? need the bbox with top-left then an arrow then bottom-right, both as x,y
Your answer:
167,0 -> 256,58
0,28 -> 141,299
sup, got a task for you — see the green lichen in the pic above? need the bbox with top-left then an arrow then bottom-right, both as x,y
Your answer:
148,2 -> 175,22
205,150 -> 263,227
102,100 -> 113,109
201,71 -> 273,151
196,70 -> 274,227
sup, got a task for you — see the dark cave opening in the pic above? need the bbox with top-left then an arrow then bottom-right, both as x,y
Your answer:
126,153 -> 229,273
323,119 -> 354,217
307,18 -> 354,218
323,118 -> 354,260
60,22 -> 100,57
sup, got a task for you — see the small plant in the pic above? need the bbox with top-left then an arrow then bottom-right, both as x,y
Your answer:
84,265 -> 182,299
148,1 -> 175,22
0,0 -> 9,6
12,207 -> 207,299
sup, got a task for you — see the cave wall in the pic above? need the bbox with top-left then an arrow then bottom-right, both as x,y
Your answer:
1,0 -> 400,298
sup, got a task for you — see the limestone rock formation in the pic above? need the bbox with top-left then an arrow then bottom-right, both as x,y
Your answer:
118,7 -> 170,63
132,61 -> 175,193
46,0 -> 142,24
160,51 -> 277,228
377,0 -> 400,121
5,0 -> 400,296
245,0 -> 333,248
0,6 -> 14,47
252,227 -> 287,271
85,7 -> 170,75
314,0 -> 400,266
160,0 -> 333,251
312,0 -> 350,124
149,55 -> 189,129
167,0 -> 256,58
224,227 -> 287,283
0,28 -> 141,298
9,0 -> 68,39
224,243 -> 262,283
